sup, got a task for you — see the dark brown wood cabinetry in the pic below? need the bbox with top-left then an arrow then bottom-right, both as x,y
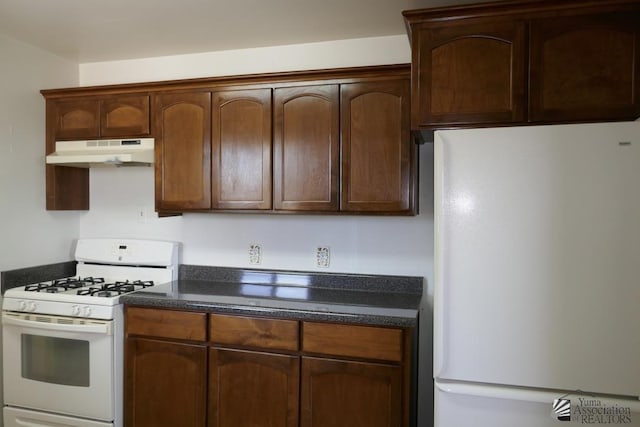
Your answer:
42,65 -> 415,215
410,19 -> 526,127
154,92 -> 212,211
209,348 -> 299,427
44,94 -> 151,210
50,95 -> 150,140
212,89 -> 272,210
529,10 -> 640,122
341,80 -> 414,213
125,307 -> 414,427
273,85 -> 340,212
125,308 -> 208,427
403,0 -> 640,130
301,357 -> 401,427
208,314 -> 299,427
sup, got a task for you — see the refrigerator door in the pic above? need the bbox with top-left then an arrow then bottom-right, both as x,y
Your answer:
435,382 -> 640,427
434,122 -> 640,397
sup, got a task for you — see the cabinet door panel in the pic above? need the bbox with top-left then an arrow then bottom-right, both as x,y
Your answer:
209,348 -> 299,427
125,338 -> 207,427
301,357 -> 402,427
529,12 -> 640,122
53,99 -> 100,140
274,85 -> 339,211
413,20 -> 526,127
154,92 -> 211,210
101,95 -> 150,137
341,80 -> 414,213
212,89 -> 272,210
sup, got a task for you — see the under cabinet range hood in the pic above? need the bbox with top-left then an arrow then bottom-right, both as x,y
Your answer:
46,138 -> 155,167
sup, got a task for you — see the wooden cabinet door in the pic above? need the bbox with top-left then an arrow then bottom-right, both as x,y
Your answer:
154,92 -> 212,211
301,357 -> 402,427
100,95 -> 150,137
51,98 -> 100,140
125,338 -> 207,427
341,80 -> 415,213
412,19 -> 526,128
209,348 -> 299,427
212,89 -> 272,210
273,85 -> 339,211
529,11 -> 640,123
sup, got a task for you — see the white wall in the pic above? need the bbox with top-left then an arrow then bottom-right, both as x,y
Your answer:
0,34 -> 80,272
79,35 -> 410,85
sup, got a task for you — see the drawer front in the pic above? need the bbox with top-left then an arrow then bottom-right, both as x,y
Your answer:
302,322 -> 403,362
210,314 -> 299,352
126,307 -> 207,342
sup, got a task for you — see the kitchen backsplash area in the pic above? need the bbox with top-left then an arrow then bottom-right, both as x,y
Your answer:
80,146 -> 434,281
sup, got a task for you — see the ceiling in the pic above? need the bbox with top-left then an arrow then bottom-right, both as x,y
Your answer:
0,0 -> 487,63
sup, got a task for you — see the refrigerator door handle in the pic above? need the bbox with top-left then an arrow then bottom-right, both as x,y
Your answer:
436,380 -> 640,410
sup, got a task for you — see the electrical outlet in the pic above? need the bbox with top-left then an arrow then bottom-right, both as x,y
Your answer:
136,206 -> 157,223
136,206 -> 147,223
316,246 -> 330,268
249,244 -> 262,265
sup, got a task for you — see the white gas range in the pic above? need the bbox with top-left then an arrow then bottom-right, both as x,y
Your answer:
2,238 -> 179,427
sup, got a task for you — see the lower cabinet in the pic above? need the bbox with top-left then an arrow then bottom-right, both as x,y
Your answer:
125,338 -> 207,427
125,307 -> 413,427
209,348 -> 299,427
301,357 -> 402,427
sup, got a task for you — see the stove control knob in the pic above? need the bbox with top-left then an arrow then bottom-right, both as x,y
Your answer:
71,305 -> 81,316
19,301 -> 27,311
27,301 -> 37,312
83,306 -> 92,317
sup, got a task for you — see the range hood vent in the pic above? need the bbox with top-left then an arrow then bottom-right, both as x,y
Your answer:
46,138 -> 155,168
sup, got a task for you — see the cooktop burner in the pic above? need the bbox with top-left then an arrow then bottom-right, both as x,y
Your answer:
76,280 -> 155,297
25,277 -> 106,293
22,277 -> 155,297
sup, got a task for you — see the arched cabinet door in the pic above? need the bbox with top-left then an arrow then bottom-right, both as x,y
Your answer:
411,19 -> 526,128
341,79 -> 415,214
100,95 -> 150,137
529,11 -> 640,123
51,98 -> 100,140
212,89 -> 272,210
273,85 -> 339,212
154,92 -> 212,211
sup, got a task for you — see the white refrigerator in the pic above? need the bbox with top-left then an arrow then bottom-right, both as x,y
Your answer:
434,121 -> 640,426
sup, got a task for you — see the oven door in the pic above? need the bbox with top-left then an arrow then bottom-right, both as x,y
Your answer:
2,312 -> 114,422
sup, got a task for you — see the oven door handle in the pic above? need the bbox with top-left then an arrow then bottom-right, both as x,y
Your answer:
2,313 -> 112,335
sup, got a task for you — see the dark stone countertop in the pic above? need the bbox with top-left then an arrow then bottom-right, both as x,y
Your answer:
121,266 -> 423,328
1,261 -> 76,294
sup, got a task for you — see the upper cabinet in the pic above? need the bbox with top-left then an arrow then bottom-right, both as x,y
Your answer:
411,19 -> 526,127
42,65 -> 416,215
341,80 -> 414,213
529,11 -> 640,122
100,95 -> 151,137
154,92 -> 212,211
273,85 -> 339,212
403,0 -> 640,130
50,95 -> 150,140
212,89 -> 272,210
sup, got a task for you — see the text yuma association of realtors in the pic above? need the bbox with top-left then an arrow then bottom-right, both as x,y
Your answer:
573,397 -> 632,424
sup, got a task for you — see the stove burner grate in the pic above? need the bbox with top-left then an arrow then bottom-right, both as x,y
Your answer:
25,277 -> 106,293
76,280 -> 155,297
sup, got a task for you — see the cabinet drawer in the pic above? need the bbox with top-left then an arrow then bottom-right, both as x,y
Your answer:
302,322 -> 403,362
209,314 -> 299,352
126,307 -> 207,342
